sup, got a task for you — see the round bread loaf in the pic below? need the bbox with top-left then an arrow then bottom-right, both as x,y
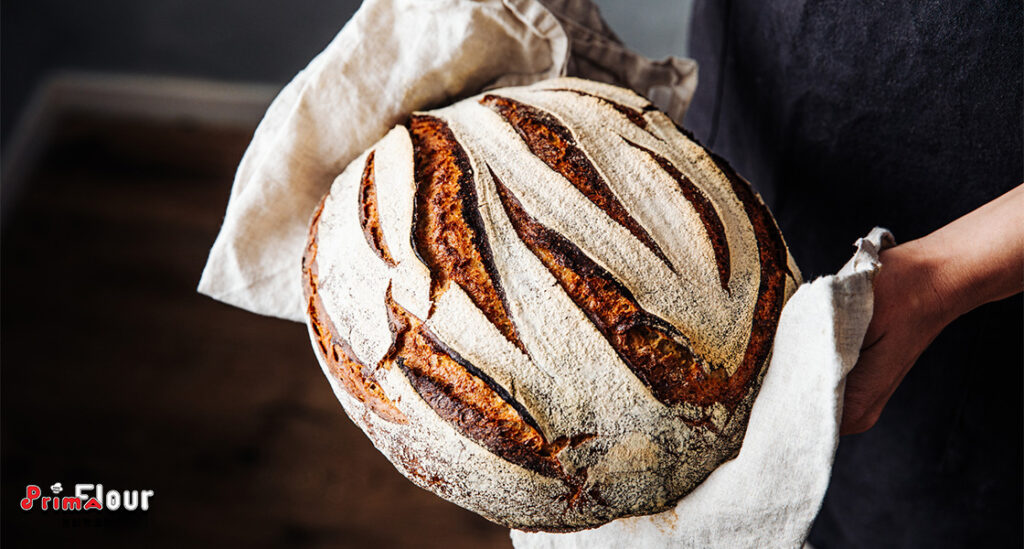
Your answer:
301,77 -> 801,531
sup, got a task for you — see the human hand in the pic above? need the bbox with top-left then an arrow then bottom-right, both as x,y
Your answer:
840,184 -> 1024,435
840,243 -> 951,434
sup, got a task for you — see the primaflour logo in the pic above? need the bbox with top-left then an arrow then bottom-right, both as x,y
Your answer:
20,483 -> 155,512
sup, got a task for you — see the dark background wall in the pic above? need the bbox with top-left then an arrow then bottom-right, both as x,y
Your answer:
0,0 -> 692,146
1,0 -> 360,143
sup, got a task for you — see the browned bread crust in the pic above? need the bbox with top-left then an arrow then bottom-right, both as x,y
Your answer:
301,78 -> 801,531
302,195 -> 405,424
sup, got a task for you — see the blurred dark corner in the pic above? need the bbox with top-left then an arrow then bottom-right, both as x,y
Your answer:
2,1 -> 360,142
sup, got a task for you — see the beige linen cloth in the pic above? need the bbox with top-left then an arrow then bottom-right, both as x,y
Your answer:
198,1 -> 890,546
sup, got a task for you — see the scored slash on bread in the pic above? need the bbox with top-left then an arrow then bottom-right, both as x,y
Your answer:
302,77 -> 801,531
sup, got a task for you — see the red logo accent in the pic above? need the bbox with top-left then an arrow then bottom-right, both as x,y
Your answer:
20,485 -> 41,510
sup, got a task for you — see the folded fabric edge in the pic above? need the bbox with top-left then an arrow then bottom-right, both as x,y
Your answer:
793,226 -> 894,544
197,260 -> 306,324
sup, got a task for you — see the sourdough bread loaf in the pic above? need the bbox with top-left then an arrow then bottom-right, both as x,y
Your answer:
301,77 -> 801,531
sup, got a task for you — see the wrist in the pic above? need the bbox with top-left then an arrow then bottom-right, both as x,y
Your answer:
902,229 -> 1003,325
877,239 -> 961,331
905,185 -> 1024,320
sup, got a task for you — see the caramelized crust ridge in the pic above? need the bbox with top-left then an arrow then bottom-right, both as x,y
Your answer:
547,87 -> 649,129
490,167 -> 730,409
385,289 -> 566,478
709,153 -> 790,408
408,114 -> 526,352
480,94 -> 673,271
302,197 -> 406,423
357,151 -> 397,266
622,137 -> 732,291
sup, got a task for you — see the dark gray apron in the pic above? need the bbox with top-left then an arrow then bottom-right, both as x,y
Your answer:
685,2 -> 1023,547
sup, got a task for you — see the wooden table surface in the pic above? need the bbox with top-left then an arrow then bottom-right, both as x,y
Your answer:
1,113 -> 513,549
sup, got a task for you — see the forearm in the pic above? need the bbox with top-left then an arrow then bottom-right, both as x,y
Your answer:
890,184 -> 1024,326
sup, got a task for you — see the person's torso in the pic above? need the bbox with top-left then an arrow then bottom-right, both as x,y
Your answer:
685,2 -> 1023,547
